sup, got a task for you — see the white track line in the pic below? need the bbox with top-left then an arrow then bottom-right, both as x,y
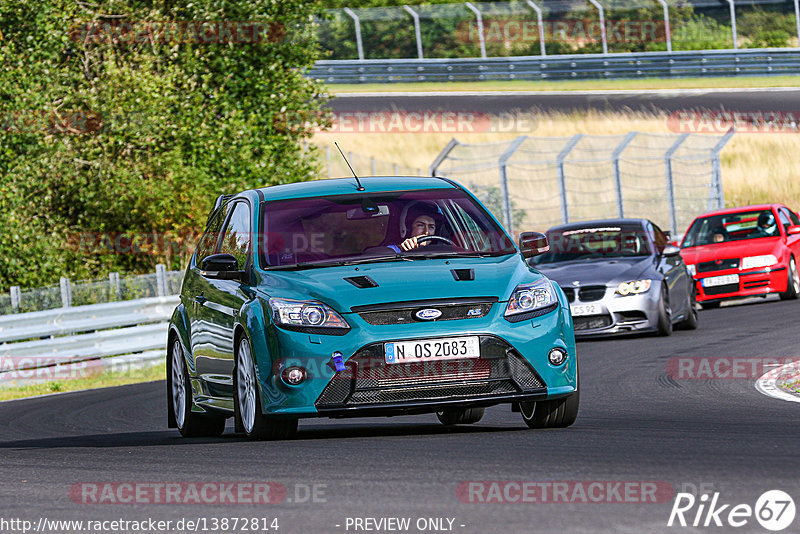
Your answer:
334,87 -> 800,98
755,360 -> 800,403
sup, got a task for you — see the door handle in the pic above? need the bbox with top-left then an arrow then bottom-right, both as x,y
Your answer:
195,295 -> 207,305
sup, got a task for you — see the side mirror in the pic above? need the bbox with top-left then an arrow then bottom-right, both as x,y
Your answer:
662,245 -> 681,257
787,225 -> 800,235
519,232 -> 549,258
201,253 -> 244,280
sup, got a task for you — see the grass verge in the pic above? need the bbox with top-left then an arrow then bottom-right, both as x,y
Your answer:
0,362 -> 165,402
329,76 -> 800,94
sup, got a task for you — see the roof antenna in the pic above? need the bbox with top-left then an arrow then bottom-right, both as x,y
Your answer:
335,142 -> 364,191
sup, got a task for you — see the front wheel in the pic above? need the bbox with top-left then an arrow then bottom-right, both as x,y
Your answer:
169,340 -> 226,438
235,336 -> 297,440
520,390 -> 579,429
676,286 -> 699,330
655,285 -> 673,336
780,257 -> 799,300
436,407 -> 484,425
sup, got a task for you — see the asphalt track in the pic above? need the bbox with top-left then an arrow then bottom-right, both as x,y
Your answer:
330,88 -> 800,115
2,296 -> 799,533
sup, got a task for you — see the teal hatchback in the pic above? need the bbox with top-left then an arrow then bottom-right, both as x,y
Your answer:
167,176 -> 578,439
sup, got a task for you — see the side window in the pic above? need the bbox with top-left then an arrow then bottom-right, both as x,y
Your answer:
195,206 -> 228,265
651,223 -> 667,254
219,202 -> 251,268
789,209 -> 800,226
778,208 -> 793,230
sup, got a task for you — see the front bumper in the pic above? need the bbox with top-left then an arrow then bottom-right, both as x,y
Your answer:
565,287 -> 661,337
694,266 -> 788,303
254,299 -> 576,417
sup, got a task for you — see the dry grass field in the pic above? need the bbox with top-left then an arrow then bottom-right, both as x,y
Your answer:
314,109 -> 800,213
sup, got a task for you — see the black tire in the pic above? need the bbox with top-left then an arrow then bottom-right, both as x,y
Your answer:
700,301 -> 721,310
780,257 -> 799,300
520,390 -> 579,429
235,336 -> 297,440
655,284 -> 673,336
169,340 -> 226,438
676,286 -> 699,330
436,407 -> 485,425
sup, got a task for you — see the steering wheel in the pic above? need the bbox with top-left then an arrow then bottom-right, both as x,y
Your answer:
417,235 -> 456,247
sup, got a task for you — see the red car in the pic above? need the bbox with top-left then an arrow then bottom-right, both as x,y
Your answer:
680,204 -> 800,308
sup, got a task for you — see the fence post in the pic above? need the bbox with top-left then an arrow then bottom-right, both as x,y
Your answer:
10,286 -> 21,313
343,7 -> 365,61
588,0 -> 608,55
656,0 -> 672,52
370,156 -> 376,175
498,136 -> 529,234
525,0 -> 546,56
709,127 -> 735,210
429,138 -> 461,176
612,132 -> 638,218
60,277 -> 72,308
727,0 -> 738,49
393,163 -> 399,175
109,272 -> 121,300
403,5 -> 424,59
156,264 -> 168,297
665,133 -> 690,236
557,134 -> 584,224
795,0 -> 800,49
465,2 -> 487,59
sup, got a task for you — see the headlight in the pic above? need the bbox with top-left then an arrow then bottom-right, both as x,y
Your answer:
616,279 -> 652,296
504,278 -> 557,318
268,298 -> 349,329
741,254 -> 778,270
686,264 -> 696,276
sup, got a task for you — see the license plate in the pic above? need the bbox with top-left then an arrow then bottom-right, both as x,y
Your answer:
570,304 -> 601,317
702,274 -> 739,287
384,336 -> 480,365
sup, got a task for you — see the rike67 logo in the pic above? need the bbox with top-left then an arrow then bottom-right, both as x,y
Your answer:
668,490 -> 796,531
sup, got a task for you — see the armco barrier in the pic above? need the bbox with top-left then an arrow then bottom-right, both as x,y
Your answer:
309,48 -> 800,83
0,296 -> 178,386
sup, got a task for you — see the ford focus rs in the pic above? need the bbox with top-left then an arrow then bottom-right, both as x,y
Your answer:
167,176 -> 578,439
680,204 -> 800,308
530,219 -> 698,337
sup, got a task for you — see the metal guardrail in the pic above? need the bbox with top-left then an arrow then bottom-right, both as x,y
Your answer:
0,296 -> 178,386
310,48 -> 800,83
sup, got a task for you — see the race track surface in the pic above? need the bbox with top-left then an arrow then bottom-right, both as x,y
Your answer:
330,88 -> 800,115
1,296 -> 799,533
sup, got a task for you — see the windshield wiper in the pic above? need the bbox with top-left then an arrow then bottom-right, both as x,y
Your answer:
266,254 -> 414,270
403,251 -> 514,259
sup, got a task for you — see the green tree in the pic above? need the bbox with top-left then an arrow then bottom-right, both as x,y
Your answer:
0,0 -> 328,291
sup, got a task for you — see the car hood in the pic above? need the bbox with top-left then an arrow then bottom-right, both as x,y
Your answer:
533,256 -> 653,287
255,254 -> 539,312
680,238 -> 782,264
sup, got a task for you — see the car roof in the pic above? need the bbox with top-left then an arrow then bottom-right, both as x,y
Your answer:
693,204 -> 783,218
253,176 -> 457,202
545,218 -> 649,232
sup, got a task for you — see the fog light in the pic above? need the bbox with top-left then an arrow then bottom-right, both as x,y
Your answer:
281,366 -> 306,386
548,348 -> 567,366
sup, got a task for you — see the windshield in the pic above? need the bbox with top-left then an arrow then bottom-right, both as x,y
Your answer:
259,188 -> 516,269
681,209 -> 780,248
531,225 -> 652,264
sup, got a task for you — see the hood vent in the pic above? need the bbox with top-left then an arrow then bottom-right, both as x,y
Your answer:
451,268 -> 475,281
344,275 -> 378,289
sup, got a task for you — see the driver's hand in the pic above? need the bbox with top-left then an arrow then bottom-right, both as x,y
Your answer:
400,236 -> 420,251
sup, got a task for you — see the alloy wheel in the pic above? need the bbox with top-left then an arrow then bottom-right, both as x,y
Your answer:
171,340 -> 186,429
237,339 -> 257,434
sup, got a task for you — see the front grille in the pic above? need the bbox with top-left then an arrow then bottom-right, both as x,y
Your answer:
578,286 -> 607,302
698,258 -> 739,273
315,336 -> 546,409
703,283 -> 739,296
573,315 -> 613,331
355,299 -> 495,326
562,288 -> 576,303
743,280 -> 769,289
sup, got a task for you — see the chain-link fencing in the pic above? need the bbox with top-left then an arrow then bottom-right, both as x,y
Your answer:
430,130 -> 734,236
